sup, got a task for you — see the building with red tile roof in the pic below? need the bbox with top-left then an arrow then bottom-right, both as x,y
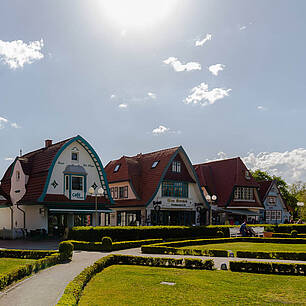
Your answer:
257,180 -> 291,224
104,146 -> 209,226
0,135 -> 113,237
194,157 -> 264,224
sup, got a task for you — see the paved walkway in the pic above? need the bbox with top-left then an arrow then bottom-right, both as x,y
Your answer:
0,246 -> 305,306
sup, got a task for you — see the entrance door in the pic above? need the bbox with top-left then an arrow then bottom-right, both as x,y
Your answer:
48,214 -> 67,237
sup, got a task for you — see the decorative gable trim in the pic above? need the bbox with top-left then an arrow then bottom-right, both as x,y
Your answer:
38,135 -> 114,204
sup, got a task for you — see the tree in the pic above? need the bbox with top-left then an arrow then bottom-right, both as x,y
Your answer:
251,170 -> 298,218
290,181 -> 306,221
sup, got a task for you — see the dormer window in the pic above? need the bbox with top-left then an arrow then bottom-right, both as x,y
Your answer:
245,170 -> 250,180
172,161 -> 181,173
16,171 -> 20,181
151,161 -> 159,168
114,164 -> 120,172
71,152 -> 79,161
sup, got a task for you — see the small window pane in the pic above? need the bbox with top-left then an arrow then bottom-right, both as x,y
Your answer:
72,176 -> 83,190
114,164 -> 120,172
71,152 -> 78,161
152,161 -> 159,168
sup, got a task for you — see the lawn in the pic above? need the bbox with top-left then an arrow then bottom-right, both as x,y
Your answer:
181,242 -> 306,253
0,258 -> 36,275
79,265 -> 306,305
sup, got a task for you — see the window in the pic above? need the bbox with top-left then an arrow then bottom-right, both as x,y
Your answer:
266,210 -> 282,221
162,181 -> 188,198
151,161 -> 159,168
114,164 -> 120,172
117,211 -> 141,226
267,196 -> 276,205
71,176 -> 83,190
245,170 -> 250,180
172,161 -> 181,173
65,175 -> 69,191
110,187 -> 118,199
119,186 -> 128,199
16,171 -> 20,181
234,187 -> 254,201
71,152 -> 78,161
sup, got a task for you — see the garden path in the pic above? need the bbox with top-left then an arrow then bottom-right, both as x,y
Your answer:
0,247 -> 305,306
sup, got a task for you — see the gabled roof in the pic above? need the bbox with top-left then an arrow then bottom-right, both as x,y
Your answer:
194,157 -> 262,208
257,180 -> 273,202
105,146 -> 204,208
0,135 -> 112,205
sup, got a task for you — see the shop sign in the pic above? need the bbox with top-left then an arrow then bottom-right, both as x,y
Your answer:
158,198 -> 192,209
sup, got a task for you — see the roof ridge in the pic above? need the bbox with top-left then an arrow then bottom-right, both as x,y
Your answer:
194,156 -> 240,166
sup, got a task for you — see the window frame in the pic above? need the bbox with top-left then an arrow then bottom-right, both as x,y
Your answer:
71,175 -> 83,191
234,187 -> 254,201
114,164 -> 121,172
151,161 -> 159,168
71,152 -> 79,161
172,161 -> 181,173
119,186 -> 128,199
162,181 -> 188,198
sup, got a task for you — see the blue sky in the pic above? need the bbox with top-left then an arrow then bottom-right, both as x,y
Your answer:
0,0 -> 305,184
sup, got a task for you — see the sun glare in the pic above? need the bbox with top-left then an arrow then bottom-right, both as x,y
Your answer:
101,0 -> 177,28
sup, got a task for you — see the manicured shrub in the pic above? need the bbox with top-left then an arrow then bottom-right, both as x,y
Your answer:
230,260 -> 306,276
0,249 -> 56,259
59,241 -> 74,261
0,253 -> 61,290
236,250 -> 306,261
291,230 -> 298,238
101,237 -> 113,251
272,233 -> 306,238
217,230 -> 224,237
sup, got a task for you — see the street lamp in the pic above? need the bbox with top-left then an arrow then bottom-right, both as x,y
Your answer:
206,194 -> 217,225
153,201 -> 161,225
88,187 -> 104,227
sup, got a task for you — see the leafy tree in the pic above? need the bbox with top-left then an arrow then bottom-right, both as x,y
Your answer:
290,181 -> 306,220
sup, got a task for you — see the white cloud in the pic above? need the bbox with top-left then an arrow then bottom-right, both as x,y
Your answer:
217,151 -> 227,159
0,39 -> 44,69
242,148 -> 306,184
184,82 -> 232,106
163,57 -> 201,72
0,117 -> 8,129
147,92 -> 156,99
208,64 -> 225,76
195,33 -> 212,47
110,94 -> 116,99
152,125 -> 169,135
118,103 -> 128,108
11,122 -> 21,128
257,106 -> 268,111
4,157 -> 14,161
239,25 -> 247,31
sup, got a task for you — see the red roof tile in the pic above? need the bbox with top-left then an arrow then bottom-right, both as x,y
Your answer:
105,147 -> 182,207
194,157 -> 263,209
257,180 -> 273,202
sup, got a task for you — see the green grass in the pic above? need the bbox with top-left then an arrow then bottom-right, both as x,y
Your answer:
79,265 -> 306,305
182,242 -> 306,253
0,258 -> 36,275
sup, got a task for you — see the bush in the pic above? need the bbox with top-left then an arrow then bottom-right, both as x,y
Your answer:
230,260 -> 306,276
236,250 -> 306,261
0,249 -> 56,259
0,253 -> 61,290
291,230 -> 298,238
272,233 -> 306,238
101,237 -> 113,251
59,241 -> 74,261
67,239 -> 163,252
217,231 -> 224,237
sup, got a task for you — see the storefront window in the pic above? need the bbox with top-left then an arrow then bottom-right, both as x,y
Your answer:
74,214 -> 92,226
117,211 -> 141,226
162,181 -> 188,198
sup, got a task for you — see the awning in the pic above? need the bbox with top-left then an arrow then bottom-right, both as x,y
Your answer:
222,209 -> 261,216
49,208 -> 112,214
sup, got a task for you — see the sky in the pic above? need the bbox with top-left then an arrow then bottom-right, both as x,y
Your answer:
0,0 -> 305,184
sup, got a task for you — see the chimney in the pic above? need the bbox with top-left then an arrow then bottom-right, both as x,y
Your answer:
45,139 -> 52,148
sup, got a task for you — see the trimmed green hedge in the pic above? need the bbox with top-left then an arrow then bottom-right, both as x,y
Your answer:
229,260 -> 306,275
236,250 -> 306,261
67,239 -> 163,252
0,249 -> 56,259
57,254 -> 214,306
68,224 -> 306,242
0,253 -> 61,290
141,237 -> 306,258
272,233 -> 306,238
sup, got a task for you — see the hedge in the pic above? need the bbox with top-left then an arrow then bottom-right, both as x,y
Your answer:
236,251 -> 306,261
68,224 -> 306,242
272,233 -> 306,238
229,260 -> 306,275
0,249 -> 57,259
67,239 -> 163,252
141,237 -> 306,258
0,253 -> 61,290
57,254 -> 214,306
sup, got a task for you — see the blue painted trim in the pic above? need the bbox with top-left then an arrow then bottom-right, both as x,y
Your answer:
145,147 -> 209,209
38,135 -> 114,204
69,175 -> 72,200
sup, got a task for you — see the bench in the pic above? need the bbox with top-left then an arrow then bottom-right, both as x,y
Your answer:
229,226 -> 264,237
